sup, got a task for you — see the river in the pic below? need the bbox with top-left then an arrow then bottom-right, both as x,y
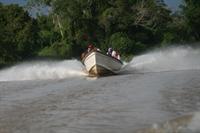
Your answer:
0,46 -> 200,133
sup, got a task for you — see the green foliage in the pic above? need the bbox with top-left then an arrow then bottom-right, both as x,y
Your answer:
109,32 -> 133,54
162,13 -> 191,44
162,32 -> 176,44
0,3 -> 39,63
1,0 -> 200,66
132,42 -> 147,54
37,15 -> 61,47
182,0 -> 200,40
26,0 -> 175,58
38,40 -> 72,58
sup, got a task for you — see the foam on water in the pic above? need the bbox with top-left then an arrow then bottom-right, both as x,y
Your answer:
187,112 -> 200,132
1,46 -> 200,81
0,60 -> 86,81
136,112 -> 200,133
125,46 -> 200,73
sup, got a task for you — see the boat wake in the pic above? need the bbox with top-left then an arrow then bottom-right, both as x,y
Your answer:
0,60 -> 86,81
123,46 -> 200,73
136,112 -> 200,133
1,46 -> 200,81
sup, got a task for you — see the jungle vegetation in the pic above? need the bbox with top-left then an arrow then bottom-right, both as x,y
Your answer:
0,0 -> 200,65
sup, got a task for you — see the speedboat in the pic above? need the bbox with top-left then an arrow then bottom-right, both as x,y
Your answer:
82,51 -> 123,76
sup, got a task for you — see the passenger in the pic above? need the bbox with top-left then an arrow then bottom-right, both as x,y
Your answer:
111,50 -> 120,60
81,43 -> 101,60
115,51 -> 120,60
81,44 -> 94,60
88,44 -> 101,52
87,44 -> 94,52
107,47 -> 113,56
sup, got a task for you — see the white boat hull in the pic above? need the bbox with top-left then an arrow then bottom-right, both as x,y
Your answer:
82,52 -> 123,76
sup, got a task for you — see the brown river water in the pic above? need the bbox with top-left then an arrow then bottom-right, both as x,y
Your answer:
0,46 -> 200,133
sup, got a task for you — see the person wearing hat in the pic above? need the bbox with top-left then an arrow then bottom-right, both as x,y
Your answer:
87,44 -> 94,52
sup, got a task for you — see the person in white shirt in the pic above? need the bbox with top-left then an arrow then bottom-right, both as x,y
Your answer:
111,50 -> 120,60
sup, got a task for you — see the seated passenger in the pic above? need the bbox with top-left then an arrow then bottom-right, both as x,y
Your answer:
81,44 -> 95,60
112,50 -> 121,60
107,48 -> 113,56
87,44 -> 94,52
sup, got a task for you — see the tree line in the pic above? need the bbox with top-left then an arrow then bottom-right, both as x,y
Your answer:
0,0 -> 200,66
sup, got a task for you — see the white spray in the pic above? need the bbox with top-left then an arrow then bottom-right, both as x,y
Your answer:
0,60 -> 86,81
187,112 -> 200,132
125,46 -> 200,73
1,46 -> 200,81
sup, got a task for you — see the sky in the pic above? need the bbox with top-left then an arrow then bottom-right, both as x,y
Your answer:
0,0 -> 26,5
0,0 -> 183,10
164,0 -> 183,10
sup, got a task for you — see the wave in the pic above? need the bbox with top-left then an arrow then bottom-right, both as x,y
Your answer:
124,46 -> 200,73
0,60 -> 86,81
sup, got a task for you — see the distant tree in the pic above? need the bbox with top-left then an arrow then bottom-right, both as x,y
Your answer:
109,32 -> 133,54
182,0 -> 200,40
36,15 -> 61,47
25,0 -> 198,59
0,3 -> 39,63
